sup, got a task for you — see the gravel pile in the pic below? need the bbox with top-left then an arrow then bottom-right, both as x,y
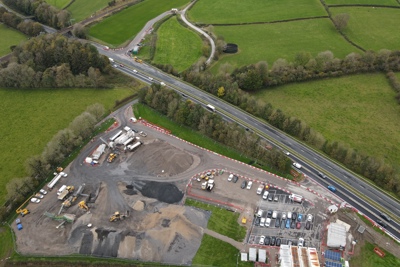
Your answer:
140,181 -> 184,204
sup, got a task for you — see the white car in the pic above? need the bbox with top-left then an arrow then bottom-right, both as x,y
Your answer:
246,181 -> 253,190
287,211 -> 292,219
282,212 -> 287,220
260,217 -> 266,227
284,151 -> 290,156
272,211 -> 278,219
30,198 -> 40,203
262,191 -> 269,200
265,218 -> 271,227
148,77 -> 154,81
160,82 -> 166,86
298,238 -> 304,247
256,184 -> 264,195
39,189 -> 47,195
259,235 -> 265,245
35,193 -> 44,199
293,162 -> 302,169
228,174 -> 233,182
307,214 -> 313,222
133,69 -> 138,73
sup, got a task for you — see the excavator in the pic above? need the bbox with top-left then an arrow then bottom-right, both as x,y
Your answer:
133,56 -> 143,64
109,211 -> 129,222
16,194 -> 35,217
78,201 -> 89,211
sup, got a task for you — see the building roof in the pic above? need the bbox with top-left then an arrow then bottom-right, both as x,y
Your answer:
327,223 -> 347,248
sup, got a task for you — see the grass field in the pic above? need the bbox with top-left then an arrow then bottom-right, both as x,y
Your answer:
211,18 -> 359,72
188,0 -> 327,24
185,199 -> 247,241
325,0 -> 399,5
0,24 -> 27,56
0,87 -> 136,203
0,227 -> 13,261
192,234 -> 253,267
67,0 -> 110,22
330,7 -> 400,51
46,0 -> 70,9
253,73 -> 400,168
153,17 -> 202,72
89,0 -> 189,47
350,242 -> 400,267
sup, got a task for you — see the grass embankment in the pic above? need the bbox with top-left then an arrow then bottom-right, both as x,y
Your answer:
325,0 -> 399,6
350,242 -> 400,267
89,0 -> 189,47
211,18 -> 359,71
46,0 -> 71,9
0,24 -> 27,56
330,7 -> 400,51
188,0 -> 326,24
0,87 -> 136,203
153,17 -> 203,72
67,0 -> 110,22
254,73 -> 400,168
193,234 -> 253,267
185,199 -> 247,241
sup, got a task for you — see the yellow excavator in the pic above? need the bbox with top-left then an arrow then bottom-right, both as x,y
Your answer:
16,195 -> 34,217
78,201 -> 89,211
109,211 -> 129,222
133,56 -> 143,64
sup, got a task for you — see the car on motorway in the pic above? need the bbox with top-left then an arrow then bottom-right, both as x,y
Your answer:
305,221 -> 311,230
259,235 -> 265,245
148,77 -> 154,81
246,181 -> 253,190
255,217 -> 261,226
160,82 -> 166,86
262,191 -> 269,200
272,211 -> 278,219
376,220 -> 388,228
380,213 -> 391,222
286,219 -> 291,229
133,69 -> 138,73
241,180 -> 247,189
284,151 -> 290,156
297,214 -> 303,222
30,198 -> 40,203
264,236 -> 271,245
232,175 -> 239,183
293,162 -> 302,169
39,189 -> 47,195
119,64 -> 124,67
296,222 -> 301,229
282,212 -> 287,220
276,238 -> 282,246
275,218 -> 281,228
318,172 -> 324,178
327,185 -> 337,192
271,237 -> 276,246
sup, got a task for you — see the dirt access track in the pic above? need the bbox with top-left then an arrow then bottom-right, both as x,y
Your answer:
13,105 -> 345,265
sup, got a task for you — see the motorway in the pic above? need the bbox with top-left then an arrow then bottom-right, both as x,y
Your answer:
94,46 -> 400,240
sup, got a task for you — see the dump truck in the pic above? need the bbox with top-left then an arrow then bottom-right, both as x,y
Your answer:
133,56 -> 143,63
109,211 -> 129,222
57,186 -> 74,201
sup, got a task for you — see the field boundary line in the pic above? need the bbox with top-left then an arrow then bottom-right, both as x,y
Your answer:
328,4 -> 400,9
200,16 -> 329,27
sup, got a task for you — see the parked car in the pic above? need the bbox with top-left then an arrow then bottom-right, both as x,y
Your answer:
265,218 -> 272,227
264,236 -> 271,246
232,175 -> 239,183
287,240 -> 293,246
298,238 -> 304,247
282,212 -> 287,220
274,196 -> 279,202
293,162 -> 302,169
327,185 -> 337,192
275,218 -> 281,228
305,221 -> 311,230
280,219 -> 286,229
228,174 -> 233,182
241,180 -> 247,189
257,209 -> 263,218
296,222 -> 301,229
246,181 -> 253,189
272,211 -> 278,219
30,198 -> 40,203
297,214 -> 303,222
259,235 -> 265,245
290,220 -> 296,229
268,194 -> 273,201
276,238 -> 282,246
380,213 -> 391,222
255,217 -> 261,226
271,237 -> 276,246
376,220 -> 388,228
292,212 -> 297,220
306,214 -> 313,222
285,219 -> 291,229
35,193 -> 44,199
260,217 -> 266,227
262,191 -> 269,200
39,189 -> 47,195
267,210 -> 272,218
287,211 -> 292,219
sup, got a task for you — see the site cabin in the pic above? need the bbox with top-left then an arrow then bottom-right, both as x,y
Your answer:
206,104 -> 215,112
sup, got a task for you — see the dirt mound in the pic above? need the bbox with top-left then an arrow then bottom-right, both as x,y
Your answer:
128,140 -> 193,176
140,181 -> 184,204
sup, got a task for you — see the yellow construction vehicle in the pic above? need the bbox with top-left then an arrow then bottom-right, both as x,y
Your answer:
133,56 -> 143,64
56,167 -> 64,172
107,153 -> 117,163
16,195 -> 34,217
78,201 -> 89,211
109,211 -> 129,222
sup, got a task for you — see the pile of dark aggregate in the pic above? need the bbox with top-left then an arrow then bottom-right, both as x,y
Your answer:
140,181 -> 183,204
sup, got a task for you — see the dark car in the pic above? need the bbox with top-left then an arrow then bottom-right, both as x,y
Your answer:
274,196 -> 279,202
268,194 -> 273,201
232,175 -> 239,183
275,218 -> 281,228
264,236 -> 271,246
241,180 -> 247,189
267,210 -> 272,218
292,212 -> 297,220
380,213 -> 391,222
296,222 -> 301,229
255,217 -> 261,226
281,219 -> 286,229
271,237 -> 276,246
285,219 -> 291,229
276,238 -> 282,246
305,221 -> 311,230
376,220 -> 388,228
290,220 -> 296,229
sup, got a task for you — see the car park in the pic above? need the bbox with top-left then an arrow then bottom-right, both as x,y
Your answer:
271,237 -> 276,246
275,218 -> 280,228
293,162 -> 302,169
282,212 -> 287,220
296,222 -> 301,229
292,212 -> 297,220
264,236 -> 271,246
232,175 -> 239,183
39,189 -> 47,195
228,174 -> 233,182
241,180 -> 247,189
297,213 -> 303,222
327,185 -> 337,192
35,193 -> 44,199
272,210 -> 277,219
260,217 -> 266,227
380,213 -> 391,222
376,220 -> 388,228
285,219 -> 291,229
276,238 -> 281,246
246,181 -> 253,189
262,191 -> 269,200
265,218 -> 272,227
259,235 -> 265,245
30,198 -> 40,203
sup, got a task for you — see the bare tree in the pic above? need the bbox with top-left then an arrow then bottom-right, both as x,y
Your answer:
333,13 -> 350,31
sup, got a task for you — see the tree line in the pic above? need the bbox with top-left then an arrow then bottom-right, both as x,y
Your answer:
3,0 -> 70,29
0,104 -> 105,221
0,7 -> 44,36
0,34 -> 112,88
177,51 -> 400,197
387,71 -> 400,103
139,84 -> 292,174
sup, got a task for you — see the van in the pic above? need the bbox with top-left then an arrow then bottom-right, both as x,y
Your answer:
57,185 -> 67,195
257,209 -> 263,218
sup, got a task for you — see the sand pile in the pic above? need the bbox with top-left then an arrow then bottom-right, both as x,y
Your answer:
128,140 -> 193,176
140,181 -> 184,204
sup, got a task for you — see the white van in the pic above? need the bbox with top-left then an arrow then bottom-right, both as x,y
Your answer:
57,185 -> 67,195
262,191 -> 269,200
257,209 -> 263,218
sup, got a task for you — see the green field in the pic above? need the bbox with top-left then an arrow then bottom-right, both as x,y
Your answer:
188,0 -> 327,24
67,0 -> 110,22
192,234 -> 253,267
254,73 -> 400,168
0,24 -> 27,56
153,17 -> 202,72
46,0 -> 70,9
89,0 -> 189,47
185,199 -> 247,241
350,242 -> 400,267
211,18 -> 359,71
325,0 -> 399,5
0,87 -> 135,203
330,7 -> 400,51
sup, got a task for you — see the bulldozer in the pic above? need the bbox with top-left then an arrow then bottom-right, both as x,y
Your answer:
78,201 -> 89,211
109,211 -> 129,222
133,56 -> 143,64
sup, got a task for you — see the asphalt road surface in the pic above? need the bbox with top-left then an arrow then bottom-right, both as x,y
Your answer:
96,49 -> 400,240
